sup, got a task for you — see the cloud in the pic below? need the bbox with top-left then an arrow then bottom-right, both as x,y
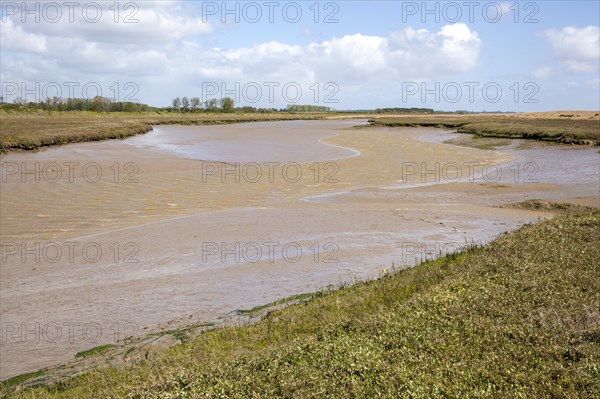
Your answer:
541,26 -> 600,72
1,0 -> 481,106
533,65 -> 552,80
176,23 -> 481,85
0,18 -> 47,53
2,1 -> 212,51
498,2 -> 515,19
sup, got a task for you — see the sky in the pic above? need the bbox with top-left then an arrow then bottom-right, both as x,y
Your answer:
1,0 -> 599,111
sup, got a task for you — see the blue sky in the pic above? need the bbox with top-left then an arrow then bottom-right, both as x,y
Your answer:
1,1 -> 599,111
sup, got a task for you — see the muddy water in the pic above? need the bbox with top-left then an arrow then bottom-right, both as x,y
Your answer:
1,120 -> 598,379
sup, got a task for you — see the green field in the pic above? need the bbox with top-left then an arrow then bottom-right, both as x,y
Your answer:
3,204 -> 598,398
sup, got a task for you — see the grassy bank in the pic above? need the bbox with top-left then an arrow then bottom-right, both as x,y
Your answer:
3,206 -> 599,398
369,114 -> 600,146
0,111 -> 329,152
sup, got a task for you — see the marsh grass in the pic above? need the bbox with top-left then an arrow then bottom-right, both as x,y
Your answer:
0,370 -> 46,392
238,293 -> 316,315
74,345 -> 115,359
504,199 -> 596,214
443,135 -> 513,150
3,206 -> 599,398
369,115 -> 600,146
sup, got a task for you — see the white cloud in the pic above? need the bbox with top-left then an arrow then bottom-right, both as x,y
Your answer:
2,1 -> 212,50
1,0 -> 481,107
499,2 -> 515,18
533,65 -> 552,80
542,26 -> 600,72
204,23 -> 481,84
0,19 -> 47,53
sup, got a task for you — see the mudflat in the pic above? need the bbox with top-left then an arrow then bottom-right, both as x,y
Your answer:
1,120 -> 598,379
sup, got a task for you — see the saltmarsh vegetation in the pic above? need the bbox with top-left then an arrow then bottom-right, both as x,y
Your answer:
369,114 -> 600,146
3,206 -> 599,398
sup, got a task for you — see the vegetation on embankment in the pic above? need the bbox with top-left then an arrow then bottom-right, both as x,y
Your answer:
0,110 -> 329,152
369,113 -> 600,146
3,206 -> 599,398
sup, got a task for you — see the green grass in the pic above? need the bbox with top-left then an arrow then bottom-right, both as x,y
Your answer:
238,292 -> 316,315
149,323 -> 216,345
74,345 -> 115,359
369,115 -> 600,146
3,207 -> 599,398
0,370 -> 46,392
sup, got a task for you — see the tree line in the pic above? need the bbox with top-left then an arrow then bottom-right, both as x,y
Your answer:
286,104 -> 332,112
169,98 -> 335,113
0,95 -> 336,114
0,96 -> 154,112
374,107 -> 434,114
171,97 -> 235,113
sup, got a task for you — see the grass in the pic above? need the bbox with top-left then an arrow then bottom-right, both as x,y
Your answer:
443,135 -> 513,150
74,345 -> 116,359
238,293 -> 316,315
149,323 -> 216,345
0,370 -> 46,392
503,199 -> 592,214
0,110 -> 330,152
369,114 -> 600,146
2,206 -> 599,398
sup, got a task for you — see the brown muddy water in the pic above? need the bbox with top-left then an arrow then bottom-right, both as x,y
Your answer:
0,120 -> 598,379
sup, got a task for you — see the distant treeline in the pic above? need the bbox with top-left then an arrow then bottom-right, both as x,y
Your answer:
171,97 -> 236,113
169,97 -> 333,113
374,107 -> 434,114
1,97 -> 454,115
286,104 -> 333,112
0,96 -> 337,114
0,96 -> 155,112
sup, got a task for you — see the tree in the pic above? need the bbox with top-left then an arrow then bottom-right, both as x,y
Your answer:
204,98 -> 219,112
181,96 -> 190,112
220,97 -> 235,113
190,97 -> 201,111
172,97 -> 181,111
92,96 -> 112,112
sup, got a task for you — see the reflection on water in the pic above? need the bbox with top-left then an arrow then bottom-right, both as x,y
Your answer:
127,120 -> 363,162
